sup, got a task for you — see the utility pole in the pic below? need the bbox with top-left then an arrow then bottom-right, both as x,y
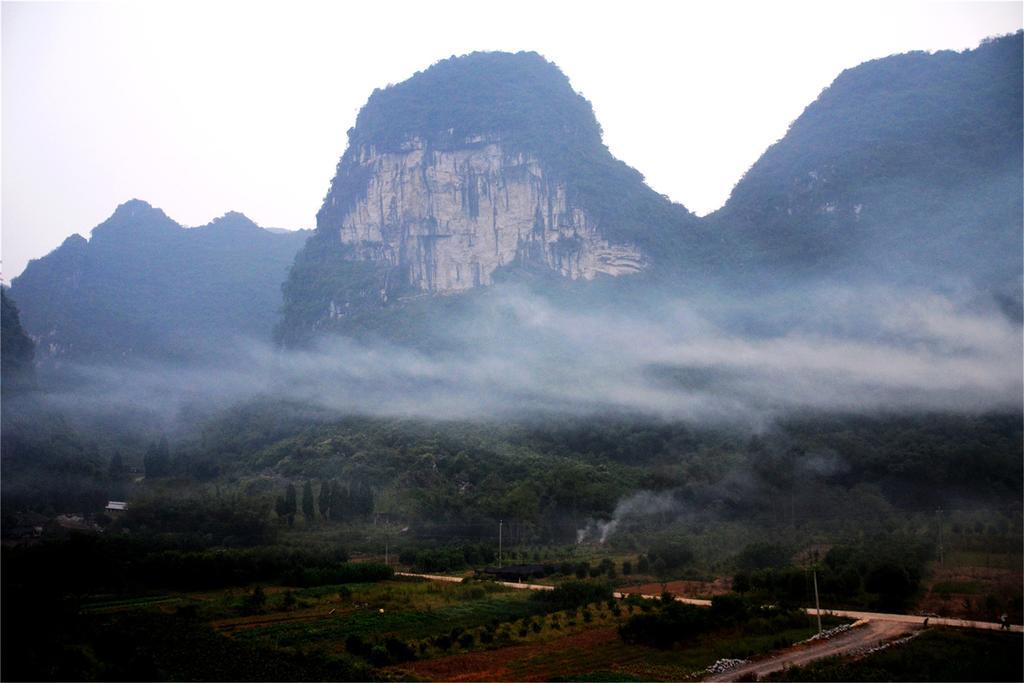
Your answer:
937,507 -> 944,567
812,568 -> 822,634
499,519 -> 503,568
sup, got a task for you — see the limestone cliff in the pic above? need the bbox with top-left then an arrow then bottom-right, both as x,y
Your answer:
327,137 -> 646,293
279,51 -> 699,344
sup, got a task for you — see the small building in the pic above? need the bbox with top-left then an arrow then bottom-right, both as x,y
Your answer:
105,501 -> 128,513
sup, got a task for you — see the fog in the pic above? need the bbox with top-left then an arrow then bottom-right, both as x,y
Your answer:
26,282 -> 1022,434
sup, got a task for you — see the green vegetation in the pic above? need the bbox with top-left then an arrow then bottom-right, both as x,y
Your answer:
1,288 -> 35,394
734,537 -> 932,611
716,32 -> 1022,293
619,594 -> 809,649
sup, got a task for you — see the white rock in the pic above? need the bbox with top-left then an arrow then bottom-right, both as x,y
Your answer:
325,140 -> 647,294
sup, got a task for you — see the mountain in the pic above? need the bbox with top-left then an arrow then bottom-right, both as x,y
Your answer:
277,51 -> 706,345
10,200 -> 310,363
12,39 -> 1022,357
1,289 -> 36,393
712,32 -> 1023,302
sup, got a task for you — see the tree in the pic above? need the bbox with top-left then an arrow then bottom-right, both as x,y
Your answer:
245,585 -> 267,613
284,483 -> 298,527
330,481 -> 345,521
318,480 -> 332,520
108,451 -> 126,479
302,481 -> 315,522
143,438 -> 171,478
652,557 -> 669,592
865,561 -> 915,610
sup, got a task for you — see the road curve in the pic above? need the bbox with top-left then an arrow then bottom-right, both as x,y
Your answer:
705,619 -> 916,682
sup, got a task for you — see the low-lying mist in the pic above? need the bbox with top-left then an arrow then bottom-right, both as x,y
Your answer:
20,282 -> 1023,434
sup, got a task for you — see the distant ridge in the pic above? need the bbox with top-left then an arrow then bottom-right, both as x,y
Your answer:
10,200 -> 311,363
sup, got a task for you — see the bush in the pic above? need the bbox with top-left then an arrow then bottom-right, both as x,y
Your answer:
532,580 -> 613,611
384,637 -> 415,662
368,645 -> 390,666
619,601 -> 710,649
345,634 -> 368,657
285,562 -> 392,587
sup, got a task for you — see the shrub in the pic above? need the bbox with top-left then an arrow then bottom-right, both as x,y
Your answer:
384,637 -> 415,662
345,634 -> 368,656
531,580 -> 613,611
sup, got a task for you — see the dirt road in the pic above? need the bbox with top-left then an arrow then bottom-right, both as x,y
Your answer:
396,572 -> 1022,632
705,619 -> 915,681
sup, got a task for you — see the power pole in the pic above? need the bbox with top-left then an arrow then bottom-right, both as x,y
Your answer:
812,568 -> 822,634
937,507 -> 944,566
499,519 -> 503,568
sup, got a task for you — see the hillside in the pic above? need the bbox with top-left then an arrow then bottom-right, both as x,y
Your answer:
10,200 -> 310,363
712,32 -> 1023,303
1,289 -> 36,393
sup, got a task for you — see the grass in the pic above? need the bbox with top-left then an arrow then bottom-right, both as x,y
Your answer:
931,580 -> 981,595
946,550 -> 1021,572
215,579 -> 545,652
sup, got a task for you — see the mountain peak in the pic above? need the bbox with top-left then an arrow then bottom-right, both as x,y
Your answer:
204,211 -> 261,233
111,198 -> 157,219
347,50 -> 602,155
60,233 -> 88,248
93,199 -> 178,240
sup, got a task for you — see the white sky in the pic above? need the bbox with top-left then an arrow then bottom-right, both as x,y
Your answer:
2,1 -> 1021,280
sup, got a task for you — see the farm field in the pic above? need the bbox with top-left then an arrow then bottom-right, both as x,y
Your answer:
68,576 -> 836,681
396,621 -> 825,681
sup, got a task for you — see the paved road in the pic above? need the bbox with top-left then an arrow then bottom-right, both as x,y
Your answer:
705,619 -> 915,682
396,571 -> 1022,633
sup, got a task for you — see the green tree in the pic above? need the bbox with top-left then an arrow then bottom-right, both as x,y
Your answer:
318,480 -> 332,520
284,483 -> 298,527
143,437 -> 171,478
302,480 -> 315,522
108,451 -> 126,479
330,481 -> 345,521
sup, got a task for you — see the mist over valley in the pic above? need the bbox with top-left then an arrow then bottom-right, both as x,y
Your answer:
2,23 -> 1021,683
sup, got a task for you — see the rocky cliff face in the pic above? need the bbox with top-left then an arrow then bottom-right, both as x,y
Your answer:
325,137 -> 646,293
278,50 -> 701,345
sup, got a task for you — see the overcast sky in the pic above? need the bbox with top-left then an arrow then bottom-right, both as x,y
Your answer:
2,0 -> 1021,280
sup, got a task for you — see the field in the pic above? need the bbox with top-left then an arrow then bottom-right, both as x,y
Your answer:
71,576 -> 839,682
217,581 -> 546,649
396,621 -> 825,681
